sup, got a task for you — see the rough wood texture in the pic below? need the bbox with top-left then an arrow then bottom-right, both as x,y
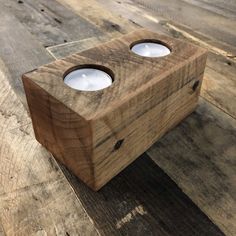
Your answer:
49,33 -> 236,235
0,0 -> 235,234
147,98 -> 236,236
23,29 -> 207,190
61,153 -> 224,236
98,0 -> 236,119
121,0 -> 236,50
0,8 -> 53,105
1,0 -> 102,47
56,0 -> 137,36
0,59 -> 98,236
96,1 -> 236,235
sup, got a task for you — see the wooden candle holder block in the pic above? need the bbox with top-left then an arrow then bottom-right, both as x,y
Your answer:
22,29 -> 207,191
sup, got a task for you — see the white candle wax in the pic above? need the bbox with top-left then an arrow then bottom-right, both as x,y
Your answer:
131,42 -> 170,57
64,68 -> 113,91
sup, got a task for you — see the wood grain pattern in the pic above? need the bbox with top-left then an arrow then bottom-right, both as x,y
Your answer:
23,29 -> 207,190
147,98 -> 236,236
1,0 -> 102,47
97,0 -> 236,119
61,153 -> 224,236
48,1 -> 236,234
0,59 -> 98,236
0,0 -> 234,234
53,0 -> 236,119
0,7 -> 53,105
56,0 -> 137,36
123,0 -> 236,50
94,2 -> 236,234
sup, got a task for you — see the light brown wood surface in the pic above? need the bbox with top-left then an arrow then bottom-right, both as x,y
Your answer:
23,29 -> 207,190
0,0 -> 235,235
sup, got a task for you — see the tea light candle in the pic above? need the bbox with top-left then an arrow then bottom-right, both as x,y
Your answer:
131,42 -> 170,57
64,68 -> 113,91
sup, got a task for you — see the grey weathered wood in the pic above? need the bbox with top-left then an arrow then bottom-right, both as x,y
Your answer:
202,52 -> 236,119
122,0 -> 236,49
147,98 -> 236,236
0,7 -> 53,104
0,10 -> 98,236
56,0 -> 137,36
47,35 -> 115,59
60,154 -> 224,236
1,0 -> 103,47
182,0 -> 236,19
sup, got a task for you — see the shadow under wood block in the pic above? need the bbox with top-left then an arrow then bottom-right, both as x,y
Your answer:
22,29 -> 207,190
60,154 -> 224,236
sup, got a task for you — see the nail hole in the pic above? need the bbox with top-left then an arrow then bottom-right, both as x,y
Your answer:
192,80 -> 200,91
227,61 -> 232,66
54,18 -> 62,24
18,0 -> 23,3
111,23 -> 121,31
114,139 -> 124,151
41,9 -> 44,12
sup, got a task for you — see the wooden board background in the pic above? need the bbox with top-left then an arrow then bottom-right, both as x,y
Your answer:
0,0 -> 235,235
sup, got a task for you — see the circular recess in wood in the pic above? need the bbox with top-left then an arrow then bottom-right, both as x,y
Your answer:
130,39 -> 171,58
63,65 -> 114,91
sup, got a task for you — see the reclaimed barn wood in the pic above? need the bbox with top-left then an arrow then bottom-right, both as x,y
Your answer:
56,0 -> 137,36
1,0 -> 102,47
0,8 -> 52,105
117,0 -> 236,50
96,1 -> 236,235
0,0 -> 235,235
98,0 -> 236,119
148,98 -> 236,236
23,29 -> 207,190
60,153 -> 224,236
49,32 -> 236,235
0,59 -> 98,236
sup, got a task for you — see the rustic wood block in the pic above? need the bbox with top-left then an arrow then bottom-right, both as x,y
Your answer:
22,29 -> 207,191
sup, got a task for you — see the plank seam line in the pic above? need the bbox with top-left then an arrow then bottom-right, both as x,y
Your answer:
200,94 -> 236,120
45,48 -> 57,60
46,34 -> 113,51
46,39 -> 91,50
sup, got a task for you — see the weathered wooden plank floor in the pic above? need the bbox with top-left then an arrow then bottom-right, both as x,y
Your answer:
0,0 -> 235,235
